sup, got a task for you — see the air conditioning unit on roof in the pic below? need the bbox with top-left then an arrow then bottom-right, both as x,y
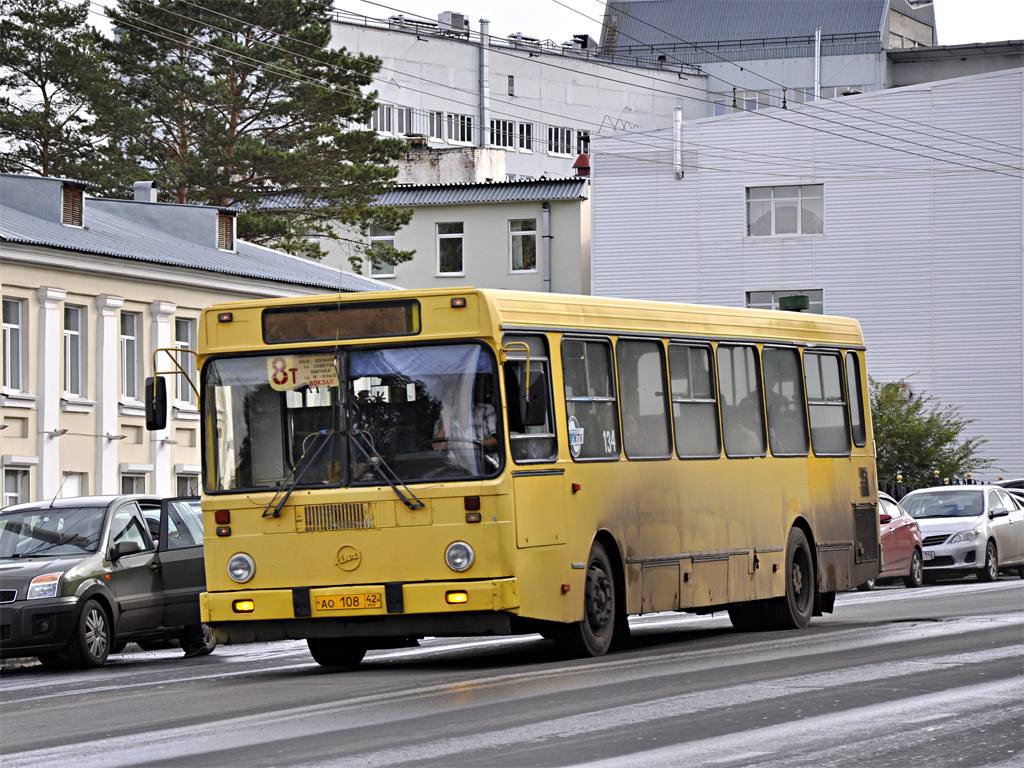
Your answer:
438,11 -> 469,35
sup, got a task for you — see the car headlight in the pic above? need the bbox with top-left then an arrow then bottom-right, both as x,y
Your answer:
445,541 -> 475,572
227,553 -> 255,583
949,528 -> 982,544
27,572 -> 62,600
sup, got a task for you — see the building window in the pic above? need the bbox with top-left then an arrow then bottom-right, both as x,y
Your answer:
369,226 -> 396,278
429,111 -> 445,139
746,289 -> 824,314
576,131 -> 590,156
490,119 -> 515,148
436,222 -> 464,275
746,184 -> 823,236
64,305 -> 84,396
120,473 -> 146,494
217,213 -> 234,251
62,186 -> 83,226
371,104 -> 393,133
395,106 -> 412,135
446,113 -> 473,143
176,474 -> 199,497
175,317 -> 197,407
3,468 -> 29,507
61,471 -> 85,497
509,219 -> 537,272
3,297 -> 24,391
518,123 -> 534,151
507,75 -> 515,96
120,311 -> 140,400
547,126 -> 573,155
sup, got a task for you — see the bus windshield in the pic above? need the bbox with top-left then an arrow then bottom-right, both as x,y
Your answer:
204,343 -> 501,492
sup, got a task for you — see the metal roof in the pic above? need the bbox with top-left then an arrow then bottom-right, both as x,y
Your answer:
600,0 -> 905,59
255,178 -> 590,210
378,178 -> 590,207
0,175 -> 391,293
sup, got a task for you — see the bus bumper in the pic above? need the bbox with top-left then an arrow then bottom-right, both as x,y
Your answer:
202,578 -> 519,643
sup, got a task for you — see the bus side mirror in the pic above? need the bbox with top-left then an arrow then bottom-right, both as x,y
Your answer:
145,376 -> 168,431
522,370 -> 548,427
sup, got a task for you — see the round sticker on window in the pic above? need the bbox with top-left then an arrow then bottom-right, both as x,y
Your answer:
568,415 -> 585,458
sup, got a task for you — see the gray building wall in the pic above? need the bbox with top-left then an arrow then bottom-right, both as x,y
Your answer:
590,68 -> 1024,477
329,14 -> 707,181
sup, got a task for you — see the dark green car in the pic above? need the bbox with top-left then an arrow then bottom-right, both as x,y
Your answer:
0,494 -> 214,668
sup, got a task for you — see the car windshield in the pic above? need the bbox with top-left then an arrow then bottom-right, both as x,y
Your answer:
0,506 -> 105,558
901,490 -> 985,519
204,343 -> 501,493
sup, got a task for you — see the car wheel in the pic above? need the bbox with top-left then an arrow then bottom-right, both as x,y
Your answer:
554,541 -> 618,657
978,541 -> 998,582
307,638 -> 367,669
856,578 -> 876,592
763,528 -> 814,630
903,549 -> 924,588
66,598 -> 111,668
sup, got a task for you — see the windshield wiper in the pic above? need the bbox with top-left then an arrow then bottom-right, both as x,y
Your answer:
348,429 -> 425,510
263,430 -> 335,518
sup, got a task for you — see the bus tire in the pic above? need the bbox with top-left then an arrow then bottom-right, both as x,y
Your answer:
556,542 -> 617,658
728,603 -> 765,631
765,527 -> 814,630
307,638 -> 367,669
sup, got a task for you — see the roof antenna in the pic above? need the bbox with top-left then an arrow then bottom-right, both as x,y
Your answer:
47,475 -> 69,509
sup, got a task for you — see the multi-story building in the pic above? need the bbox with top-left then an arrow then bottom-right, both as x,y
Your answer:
1,174 -> 389,504
589,67 -> 1024,476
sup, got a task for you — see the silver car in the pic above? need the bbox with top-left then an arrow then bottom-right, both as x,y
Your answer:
900,485 -> 1024,581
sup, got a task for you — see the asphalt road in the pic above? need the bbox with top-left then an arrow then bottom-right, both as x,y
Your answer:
2,578 -> 1022,768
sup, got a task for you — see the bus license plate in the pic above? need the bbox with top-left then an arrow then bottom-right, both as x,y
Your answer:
923,550 -> 934,560
315,593 -> 382,611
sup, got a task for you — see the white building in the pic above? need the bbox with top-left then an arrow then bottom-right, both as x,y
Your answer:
1,174 -> 389,505
329,9 -> 707,181
590,68 -> 1024,477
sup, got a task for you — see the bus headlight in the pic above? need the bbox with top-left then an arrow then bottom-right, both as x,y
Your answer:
228,553 -> 256,583
445,541 -> 475,572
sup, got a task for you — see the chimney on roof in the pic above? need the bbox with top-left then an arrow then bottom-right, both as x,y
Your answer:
572,153 -> 591,177
133,180 -> 157,202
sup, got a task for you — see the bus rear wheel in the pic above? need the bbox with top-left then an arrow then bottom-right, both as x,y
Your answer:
765,527 -> 814,630
556,542 -> 616,658
307,638 -> 367,669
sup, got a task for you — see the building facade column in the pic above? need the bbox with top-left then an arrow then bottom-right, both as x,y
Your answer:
36,286 -> 67,499
95,294 -> 124,495
150,300 -> 176,496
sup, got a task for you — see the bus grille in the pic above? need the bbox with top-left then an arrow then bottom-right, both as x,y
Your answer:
923,534 -> 949,547
299,503 -> 377,532
853,503 -> 879,564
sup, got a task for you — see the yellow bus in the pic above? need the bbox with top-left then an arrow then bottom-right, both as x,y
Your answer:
147,288 -> 879,667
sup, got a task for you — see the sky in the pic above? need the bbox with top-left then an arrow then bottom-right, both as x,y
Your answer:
342,0 -> 1024,46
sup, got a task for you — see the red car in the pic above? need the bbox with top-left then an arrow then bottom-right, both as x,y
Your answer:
859,491 -> 924,590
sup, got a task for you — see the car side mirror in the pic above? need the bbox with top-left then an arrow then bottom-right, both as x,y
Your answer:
145,376 -> 168,431
990,507 -> 1009,518
109,540 -> 142,562
878,513 -> 892,524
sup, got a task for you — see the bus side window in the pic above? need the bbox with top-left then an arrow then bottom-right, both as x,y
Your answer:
617,339 -> 671,459
502,334 -> 556,463
845,351 -> 867,447
668,343 -> 720,459
717,344 -> 767,458
762,346 -> 809,457
561,337 -> 620,461
804,351 -> 852,456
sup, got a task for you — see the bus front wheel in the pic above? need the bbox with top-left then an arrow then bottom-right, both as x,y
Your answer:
556,542 -> 616,657
307,638 -> 367,669
765,527 -> 814,630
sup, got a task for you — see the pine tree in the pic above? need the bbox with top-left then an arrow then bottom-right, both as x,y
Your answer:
99,0 -> 412,267
0,0 -> 114,180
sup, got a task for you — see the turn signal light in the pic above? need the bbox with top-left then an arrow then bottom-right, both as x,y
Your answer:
217,312 -> 233,322
216,526 -> 231,537
450,297 -> 467,308
233,600 -> 255,613
445,591 -> 469,604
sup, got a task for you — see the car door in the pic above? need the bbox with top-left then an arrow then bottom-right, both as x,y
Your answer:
985,490 -> 1016,566
105,501 -> 163,634
879,495 -> 910,574
993,489 -> 1023,564
155,498 -> 206,629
